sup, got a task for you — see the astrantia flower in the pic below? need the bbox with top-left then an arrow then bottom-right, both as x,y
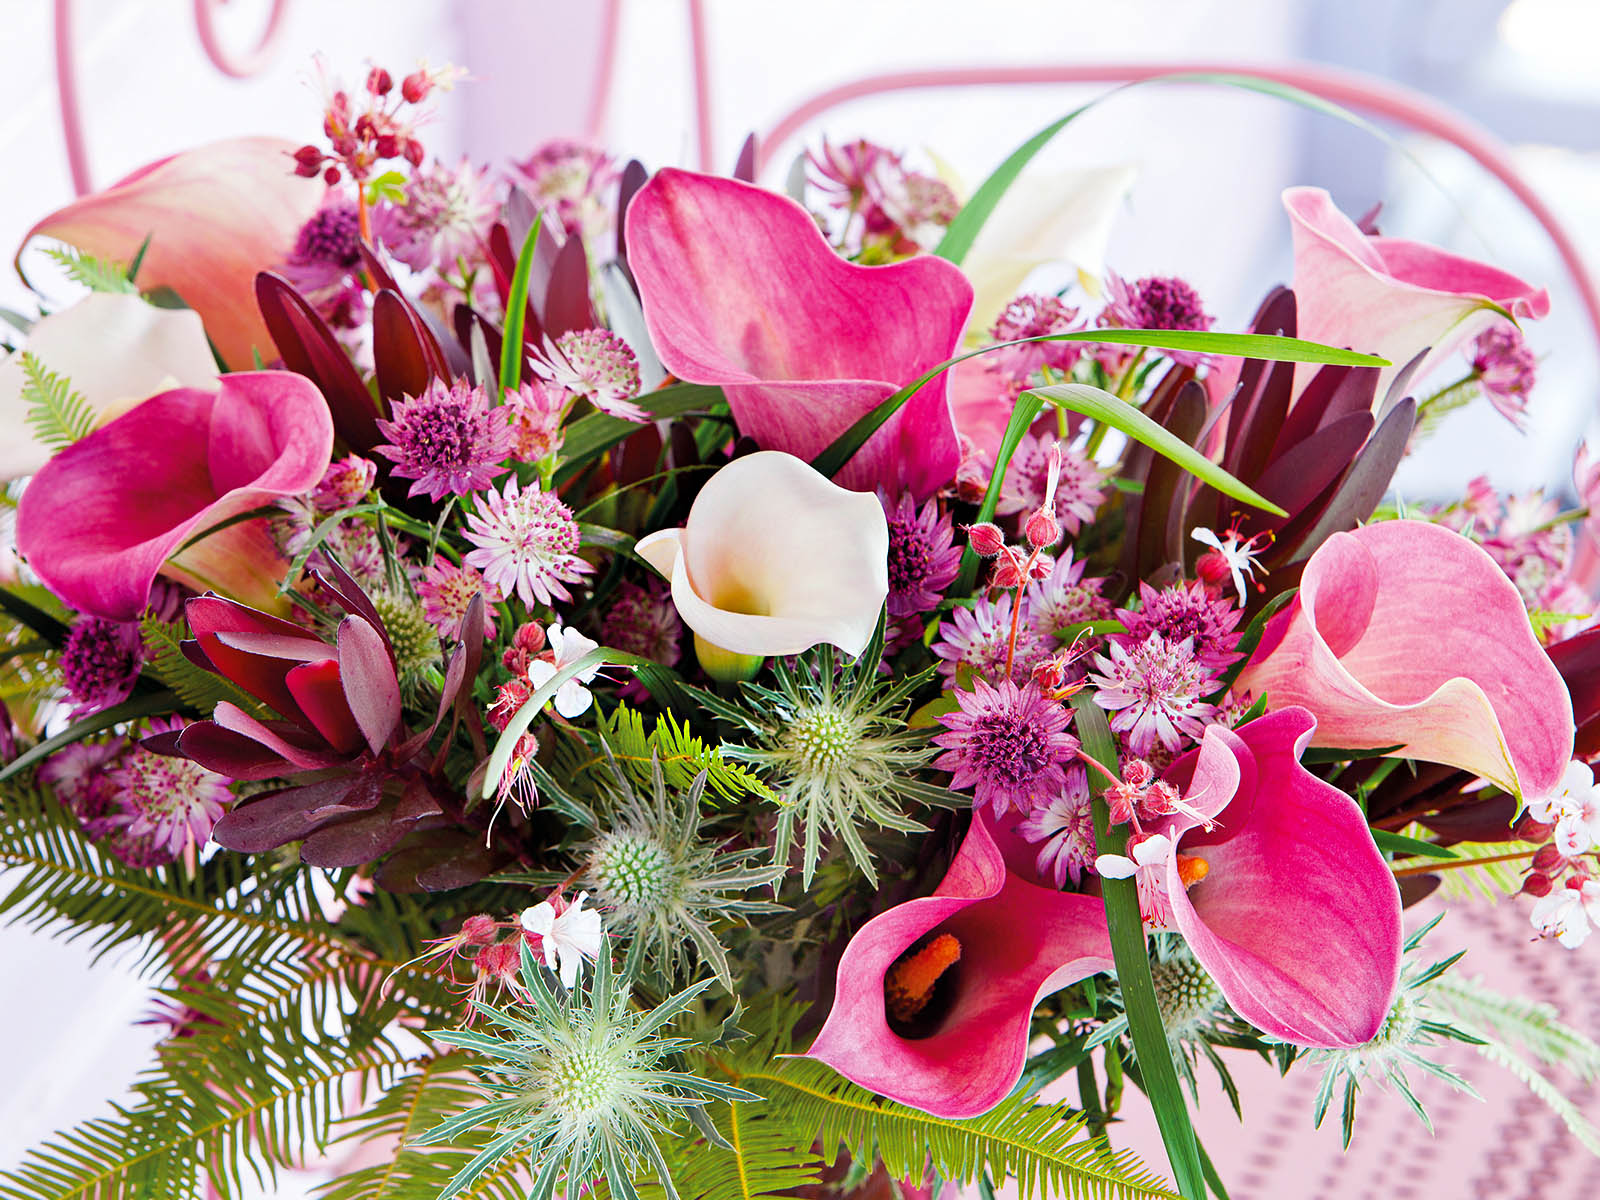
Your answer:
1471,322 -> 1537,428
59,617 -> 144,717
109,717 -> 233,860
931,592 -> 1047,683
505,379 -> 572,461
1102,270 -> 1214,366
933,678 -> 1078,819
988,293 -> 1082,378
417,556 -> 500,641
1114,580 -> 1242,673
390,157 -> 497,273
462,476 -> 591,610
1026,548 -> 1112,640
535,329 -> 644,422
807,137 -> 893,212
312,454 -> 377,510
996,433 -> 1107,537
281,195 -> 365,297
519,892 -> 604,988
1015,764 -> 1096,886
881,490 -> 962,618
375,377 -> 514,501
423,948 -> 756,1200
1090,632 -> 1218,757
601,579 -> 682,668
575,755 -> 782,986
513,139 -> 619,240
38,739 -> 126,839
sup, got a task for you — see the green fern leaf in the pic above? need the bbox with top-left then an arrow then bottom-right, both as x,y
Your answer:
643,1096 -> 824,1200
1428,972 -> 1600,1081
140,612 -> 265,717
42,244 -> 139,294
590,703 -> 773,804
19,352 -> 97,451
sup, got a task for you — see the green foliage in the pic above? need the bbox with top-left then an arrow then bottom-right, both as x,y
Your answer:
42,244 -> 138,294
592,703 -> 774,804
19,351 -> 97,452
140,612 -> 265,717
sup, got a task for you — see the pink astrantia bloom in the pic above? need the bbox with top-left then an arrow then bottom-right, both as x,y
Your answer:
39,738 -> 126,840
987,293 -> 1082,379
1284,186 -> 1550,399
1025,549 -> 1111,640
1235,519 -> 1574,801
462,477 -> 591,611
109,717 -> 234,861
627,168 -> 973,498
417,557 -> 500,641
931,592 -> 1048,683
535,329 -> 645,422
513,139 -> 618,241
1114,580 -> 1242,674
59,617 -> 145,718
804,813 -> 1112,1118
881,491 -> 962,619
1014,763 -> 1096,886
635,452 -> 888,659
16,371 -> 334,621
1471,322 -> 1538,429
313,455 -> 378,510
19,137 -> 324,369
505,380 -> 571,461
602,579 -> 683,669
375,377 -> 513,501
1100,271 -> 1214,367
996,433 -> 1107,538
1090,632 -> 1218,757
933,678 -> 1079,819
390,157 -> 497,273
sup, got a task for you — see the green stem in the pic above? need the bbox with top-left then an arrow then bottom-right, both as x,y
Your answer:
1071,693 -> 1206,1200
1084,350 -> 1145,459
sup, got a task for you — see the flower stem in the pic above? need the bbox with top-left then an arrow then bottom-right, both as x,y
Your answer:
1391,848 -> 1531,878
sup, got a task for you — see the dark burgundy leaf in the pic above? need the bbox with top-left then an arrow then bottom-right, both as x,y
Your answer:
614,158 -> 649,284
210,778 -> 354,851
1252,410 -> 1373,527
1134,382 -> 1207,580
542,234 -> 595,338
732,133 -> 757,182
373,288 -> 445,408
299,808 -> 410,868
177,720 -> 292,781
1285,398 -> 1416,563
254,272 -> 383,453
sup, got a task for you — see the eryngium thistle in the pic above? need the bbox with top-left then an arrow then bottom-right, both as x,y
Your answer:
574,754 -> 784,989
422,945 -> 755,1200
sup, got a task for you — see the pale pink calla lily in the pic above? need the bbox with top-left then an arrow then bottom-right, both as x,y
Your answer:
17,371 -> 333,621
18,138 -> 324,369
626,168 -> 973,497
0,293 -> 219,480
635,451 -> 888,659
1286,186 -> 1549,398
1236,519 -> 1573,801
1154,708 -> 1402,1046
805,813 -> 1112,1118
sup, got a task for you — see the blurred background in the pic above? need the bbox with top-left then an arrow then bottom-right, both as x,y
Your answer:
2,0 -> 1598,1194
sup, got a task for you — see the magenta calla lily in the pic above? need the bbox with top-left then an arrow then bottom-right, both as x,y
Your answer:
1236,519 -> 1573,801
805,814 -> 1112,1118
1156,708 -> 1402,1046
626,168 -> 974,498
18,137 -> 324,369
1286,186 -> 1549,398
16,371 -> 333,621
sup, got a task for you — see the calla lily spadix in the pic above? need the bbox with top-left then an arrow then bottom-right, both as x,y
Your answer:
0,293 -> 219,480
635,451 -> 888,671
16,370 -> 334,622
1236,519 -> 1574,802
1285,186 -> 1549,400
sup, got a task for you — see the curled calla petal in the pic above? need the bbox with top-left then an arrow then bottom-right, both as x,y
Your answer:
626,168 -> 973,498
17,137 -> 324,369
16,371 -> 333,621
1235,519 -> 1574,801
1286,186 -> 1549,398
1161,709 -> 1402,1046
0,293 -> 219,480
635,451 -> 888,658
805,814 -> 1112,1118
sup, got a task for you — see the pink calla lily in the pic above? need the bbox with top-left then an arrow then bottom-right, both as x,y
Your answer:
626,168 -> 973,498
805,814 -> 1112,1118
1236,519 -> 1573,801
16,371 -> 333,621
18,138 -> 324,369
1286,186 -> 1549,398
1153,708 -> 1402,1046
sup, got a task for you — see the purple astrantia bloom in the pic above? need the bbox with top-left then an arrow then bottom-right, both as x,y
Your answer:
39,738 -> 127,839
108,716 -> 233,861
931,592 -> 1048,683
627,168 -> 973,498
1090,632 -> 1218,757
1114,580 -> 1243,674
462,477 -> 591,610
417,557 -> 500,641
1100,270 -> 1214,367
59,617 -> 145,718
1025,549 -> 1111,641
996,433 -> 1107,537
881,491 -> 962,619
805,812 -> 1112,1118
1014,763 -> 1096,886
601,579 -> 683,669
988,293 -> 1082,378
389,157 -> 497,273
533,329 -> 645,422
1471,322 -> 1537,430
313,455 -> 378,510
933,678 -> 1079,819
505,380 -> 571,462
374,377 -> 514,502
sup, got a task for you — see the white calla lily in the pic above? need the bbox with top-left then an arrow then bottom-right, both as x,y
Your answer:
0,292 -> 219,479
635,451 -> 888,663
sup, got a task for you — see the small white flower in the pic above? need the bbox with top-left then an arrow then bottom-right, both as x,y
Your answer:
520,891 -> 604,987
1095,833 -> 1177,931
527,623 -> 603,719
1529,881 -> 1600,950
1528,760 -> 1600,857
1191,525 -> 1263,604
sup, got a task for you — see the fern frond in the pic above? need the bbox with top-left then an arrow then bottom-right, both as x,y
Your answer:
589,703 -> 773,804
19,351 -> 97,451
644,1096 -> 823,1200
1469,1039 -> 1600,1156
42,244 -> 138,293
140,612 -> 267,717
1428,972 -> 1600,1082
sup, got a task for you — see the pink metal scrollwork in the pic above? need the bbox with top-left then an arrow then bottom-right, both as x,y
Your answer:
192,0 -> 292,80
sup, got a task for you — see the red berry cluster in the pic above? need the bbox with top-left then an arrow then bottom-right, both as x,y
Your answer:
292,64 -> 445,186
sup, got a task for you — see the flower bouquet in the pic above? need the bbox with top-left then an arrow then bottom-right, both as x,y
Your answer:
2,61 -> 1598,1200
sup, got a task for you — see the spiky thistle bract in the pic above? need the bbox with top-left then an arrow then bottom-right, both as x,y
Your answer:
420,942 -> 758,1200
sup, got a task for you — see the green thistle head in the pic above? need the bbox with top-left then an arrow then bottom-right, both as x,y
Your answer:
422,945 -> 756,1200
371,588 -> 441,682
1152,947 -> 1224,1041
